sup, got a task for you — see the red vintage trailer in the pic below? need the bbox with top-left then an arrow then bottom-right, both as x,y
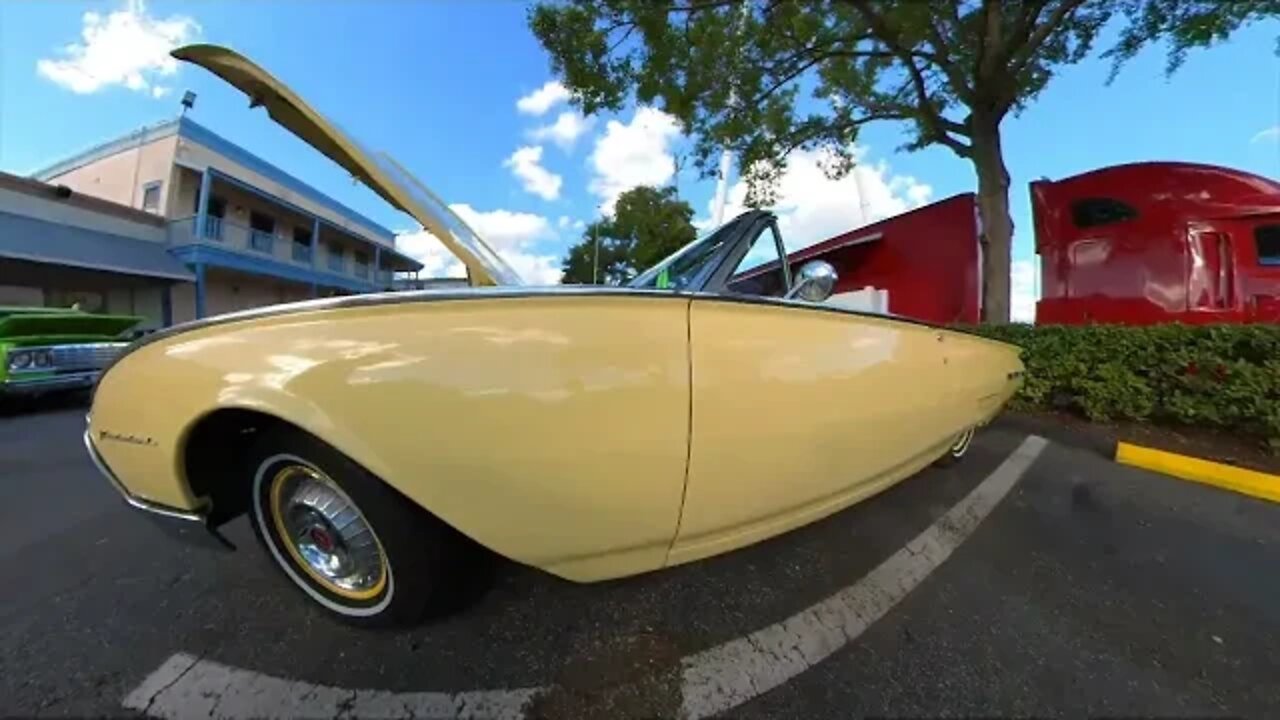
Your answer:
1032,162 -> 1280,325
788,193 -> 983,325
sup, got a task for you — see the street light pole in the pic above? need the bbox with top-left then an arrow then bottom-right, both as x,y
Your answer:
591,226 -> 600,284
711,0 -> 753,227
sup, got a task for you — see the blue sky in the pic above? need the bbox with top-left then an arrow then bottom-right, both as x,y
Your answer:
1,1 -> 1276,317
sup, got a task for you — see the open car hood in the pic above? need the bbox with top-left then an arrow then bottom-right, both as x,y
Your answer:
0,310 -> 140,339
171,44 -> 523,287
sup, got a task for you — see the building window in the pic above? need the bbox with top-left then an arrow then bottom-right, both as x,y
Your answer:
1256,224 -> 1280,265
328,244 -> 345,272
292,227 -> 313,263
354,251 -> 369,279
249,211 -> 275,253
1071,198 -> 1137,229
141,182 -> 162,213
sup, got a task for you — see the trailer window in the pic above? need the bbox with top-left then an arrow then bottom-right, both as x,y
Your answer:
1256,225 -> 1280,265
1071,198 -> 1137,228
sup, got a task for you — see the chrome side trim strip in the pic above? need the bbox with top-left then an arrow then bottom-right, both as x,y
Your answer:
83,430 -> 206,523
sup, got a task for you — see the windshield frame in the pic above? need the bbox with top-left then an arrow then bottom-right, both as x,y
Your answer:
627,211 -> 769,292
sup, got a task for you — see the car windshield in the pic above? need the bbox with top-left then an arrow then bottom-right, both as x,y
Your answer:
628,216 -> 743,290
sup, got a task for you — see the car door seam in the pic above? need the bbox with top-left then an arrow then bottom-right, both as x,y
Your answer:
664,297 -> 695,565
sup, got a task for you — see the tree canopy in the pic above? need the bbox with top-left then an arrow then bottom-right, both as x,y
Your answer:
561,185 -> 697,284
1108,0 -> 1279,75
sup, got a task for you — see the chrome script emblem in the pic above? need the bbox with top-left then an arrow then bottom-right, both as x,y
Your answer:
98,430 -> 157,447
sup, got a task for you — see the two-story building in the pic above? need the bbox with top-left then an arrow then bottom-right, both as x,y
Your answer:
15,115 -> 421,326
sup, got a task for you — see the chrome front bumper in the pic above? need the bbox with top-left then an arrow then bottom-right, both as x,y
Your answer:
83,429 -> 234,549
2,371 -> 100,396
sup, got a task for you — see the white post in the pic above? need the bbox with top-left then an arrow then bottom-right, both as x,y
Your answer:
852,164 -> 870,225
711,149 -> 732,227
711,0 -> 753,228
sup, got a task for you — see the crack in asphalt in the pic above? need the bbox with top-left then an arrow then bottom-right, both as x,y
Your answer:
334,688 -> 358,718
141,653 -> 203,717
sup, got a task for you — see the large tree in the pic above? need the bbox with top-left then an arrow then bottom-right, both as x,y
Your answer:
531,0 -> 1120,322
562,185 -> 697,284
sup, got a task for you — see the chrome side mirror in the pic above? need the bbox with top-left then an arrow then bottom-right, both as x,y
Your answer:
786,260 -> 838,303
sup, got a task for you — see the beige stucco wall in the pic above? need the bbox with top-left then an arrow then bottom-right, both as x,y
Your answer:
171,167 -> 201,219
170,271 -> 312,324
205,274 -> 312,316
132,286 -> 165,329
172,283 -> 196,325
42,135 -> 179,215
173,137 -> 393,250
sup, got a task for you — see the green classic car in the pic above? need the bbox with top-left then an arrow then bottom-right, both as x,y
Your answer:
0,306 -> 142,397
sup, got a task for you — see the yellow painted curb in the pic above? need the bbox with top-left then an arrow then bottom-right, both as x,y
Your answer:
1115,442 -> 1280,503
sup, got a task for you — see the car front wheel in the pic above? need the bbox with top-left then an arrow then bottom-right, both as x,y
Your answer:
246,428 -> 482,627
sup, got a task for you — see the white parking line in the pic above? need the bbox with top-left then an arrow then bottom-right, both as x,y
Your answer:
122,652 -> 542,720
679,434 -> 1047,718
123,435 -> 1047,720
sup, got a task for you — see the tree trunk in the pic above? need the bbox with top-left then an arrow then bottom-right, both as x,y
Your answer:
970,118 -> 1014,324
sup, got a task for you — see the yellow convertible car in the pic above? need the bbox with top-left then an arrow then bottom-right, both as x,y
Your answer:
85,45 -> 1023,627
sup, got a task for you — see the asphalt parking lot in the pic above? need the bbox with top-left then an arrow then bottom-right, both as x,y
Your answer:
3,403 -> 1280,719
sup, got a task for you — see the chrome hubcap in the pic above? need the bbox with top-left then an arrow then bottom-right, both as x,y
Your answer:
272,468 -> 385,596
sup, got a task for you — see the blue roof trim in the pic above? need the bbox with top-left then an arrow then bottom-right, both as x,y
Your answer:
0,210 -> 195,282
31,119 -> 181,181
176,118 -> 395,241
169,243 -> 383,293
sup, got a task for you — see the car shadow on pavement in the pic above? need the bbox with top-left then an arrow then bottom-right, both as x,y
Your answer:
0,390 -> 90,418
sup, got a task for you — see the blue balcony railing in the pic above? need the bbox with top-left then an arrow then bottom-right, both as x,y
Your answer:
170,216 -> 400,288
249,229 -> 275,254
202,216 -> 223,241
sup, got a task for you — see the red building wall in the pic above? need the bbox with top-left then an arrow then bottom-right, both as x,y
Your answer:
789,193 -> 982,325
1033,162 -> 1280,325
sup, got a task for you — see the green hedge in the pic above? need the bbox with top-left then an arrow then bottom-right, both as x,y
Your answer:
965,323 -> 1280,449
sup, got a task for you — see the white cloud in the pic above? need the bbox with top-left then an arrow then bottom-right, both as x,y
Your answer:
504,145 -> 562,201
36,0 -> 199,96
555,217 -> 586,232
395,204 -> 563,285
708,146 -> 934,250
501,144 -> 563,198
151,85 -> 171,98
451,204 -> 555,249
589,107 -> 682,214
516,81 -> 571,116
1010,258 -> 1038,323
531,111 -> 595,150
1251,125 -> 1280,144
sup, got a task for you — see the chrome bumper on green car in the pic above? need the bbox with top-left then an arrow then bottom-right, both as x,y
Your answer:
1,370 -> 100,396
83,428 -> 234,550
